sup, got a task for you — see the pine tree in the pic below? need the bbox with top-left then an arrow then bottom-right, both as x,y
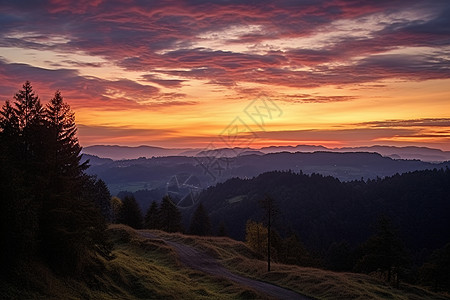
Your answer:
144,201 -> 160,229
356,216 -> 407,285
0,100 -> 19,140
81,176 -> 112,222
12,81 -> 45,163
45,90 -> 88,181
40,90 -> 111,273
217,221 -> 228,237
13,81 -> 42,129
0,83 -> 43,272
117,196 -> 143,229
189,203 -> 211,236
159,195 -> 182,233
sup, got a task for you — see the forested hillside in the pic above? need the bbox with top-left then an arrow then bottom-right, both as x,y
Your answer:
194,169 -> 450,255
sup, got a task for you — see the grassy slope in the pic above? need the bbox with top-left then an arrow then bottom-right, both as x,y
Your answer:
152,230 -> 450,300
2,225 -> 449,300
1,225 -> 269,300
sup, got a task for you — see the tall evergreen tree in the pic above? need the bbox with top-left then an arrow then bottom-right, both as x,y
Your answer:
117,196 -> 143,229
0,100 -> 19,140
189,203 -> 211,236
159,195 -> 182,233
144,201 -> 160,229
45,90 -> 88,181
13,81 -> 42,130
0,83 -> 43,272
12,81 -> 45,164
40,90 -> 111,273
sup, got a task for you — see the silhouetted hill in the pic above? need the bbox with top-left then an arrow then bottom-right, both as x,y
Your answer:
83,144 -> 450,162
335,145 -> 450,162
83,145 -> 193,160
192,169 -> 450,256
81,154 -> 114,166
86,151 -> 450,196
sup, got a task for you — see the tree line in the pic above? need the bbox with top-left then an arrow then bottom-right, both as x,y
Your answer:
114,194 -> 213,236
0,82 -> 112,275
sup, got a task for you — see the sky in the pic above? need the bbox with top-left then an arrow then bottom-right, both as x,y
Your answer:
0,0 -> 449,150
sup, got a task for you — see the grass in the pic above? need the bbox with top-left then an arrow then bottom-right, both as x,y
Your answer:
1,225 -> 270,299
151,230 -> 450,300
2,225 -> 449,299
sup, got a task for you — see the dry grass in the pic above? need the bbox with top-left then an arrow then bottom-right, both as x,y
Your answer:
1,225 -> 270,299
150,230 -> 450,300
3,225 -> 449,300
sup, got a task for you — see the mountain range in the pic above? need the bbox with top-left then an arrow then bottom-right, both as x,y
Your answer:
83,144 -> 450,162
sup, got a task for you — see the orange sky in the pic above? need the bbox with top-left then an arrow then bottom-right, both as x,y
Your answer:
1,1 -> 449,150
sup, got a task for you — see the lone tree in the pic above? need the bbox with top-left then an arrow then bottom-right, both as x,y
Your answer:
189,203 -> 211,236
259,195 -> 278,272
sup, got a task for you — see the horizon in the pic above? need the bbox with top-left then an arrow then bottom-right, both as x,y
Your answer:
1,1 -> 449,151
81,143 -> 450,152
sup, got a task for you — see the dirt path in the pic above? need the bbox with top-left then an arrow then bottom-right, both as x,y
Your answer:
139,232 -> 312,300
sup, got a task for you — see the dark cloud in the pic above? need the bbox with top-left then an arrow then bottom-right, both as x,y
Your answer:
0,0 -> 449,91
359,118 -> 450,128
0,60 -> 194,110
77,124 -> 178,138
141,74 -> 185,88
282,94 -> 357,103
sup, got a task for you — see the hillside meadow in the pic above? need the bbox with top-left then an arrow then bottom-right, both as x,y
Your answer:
3,224 -> 449,300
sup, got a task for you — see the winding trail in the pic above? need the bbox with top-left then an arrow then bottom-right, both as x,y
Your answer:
139,231 -> 312,300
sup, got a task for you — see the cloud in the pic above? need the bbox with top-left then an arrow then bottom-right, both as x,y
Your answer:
1,0 -> 448,92
358,118 -> 450,128
0,60 -> 194,110
141,74 -> 185,88
282,94 -> 357,103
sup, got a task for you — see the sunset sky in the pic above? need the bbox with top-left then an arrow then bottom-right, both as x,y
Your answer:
0,0 -> 449,150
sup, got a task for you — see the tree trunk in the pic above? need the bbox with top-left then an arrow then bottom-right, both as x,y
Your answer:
267,204 -> 271,272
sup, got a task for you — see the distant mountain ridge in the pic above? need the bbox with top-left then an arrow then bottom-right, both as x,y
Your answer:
84,150 -> 450,197
83,145 -> 194,160
83,144 -> 450,162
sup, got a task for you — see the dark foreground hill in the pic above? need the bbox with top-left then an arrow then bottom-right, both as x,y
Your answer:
191,168 -> 450,255
3,225 -> 448,300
